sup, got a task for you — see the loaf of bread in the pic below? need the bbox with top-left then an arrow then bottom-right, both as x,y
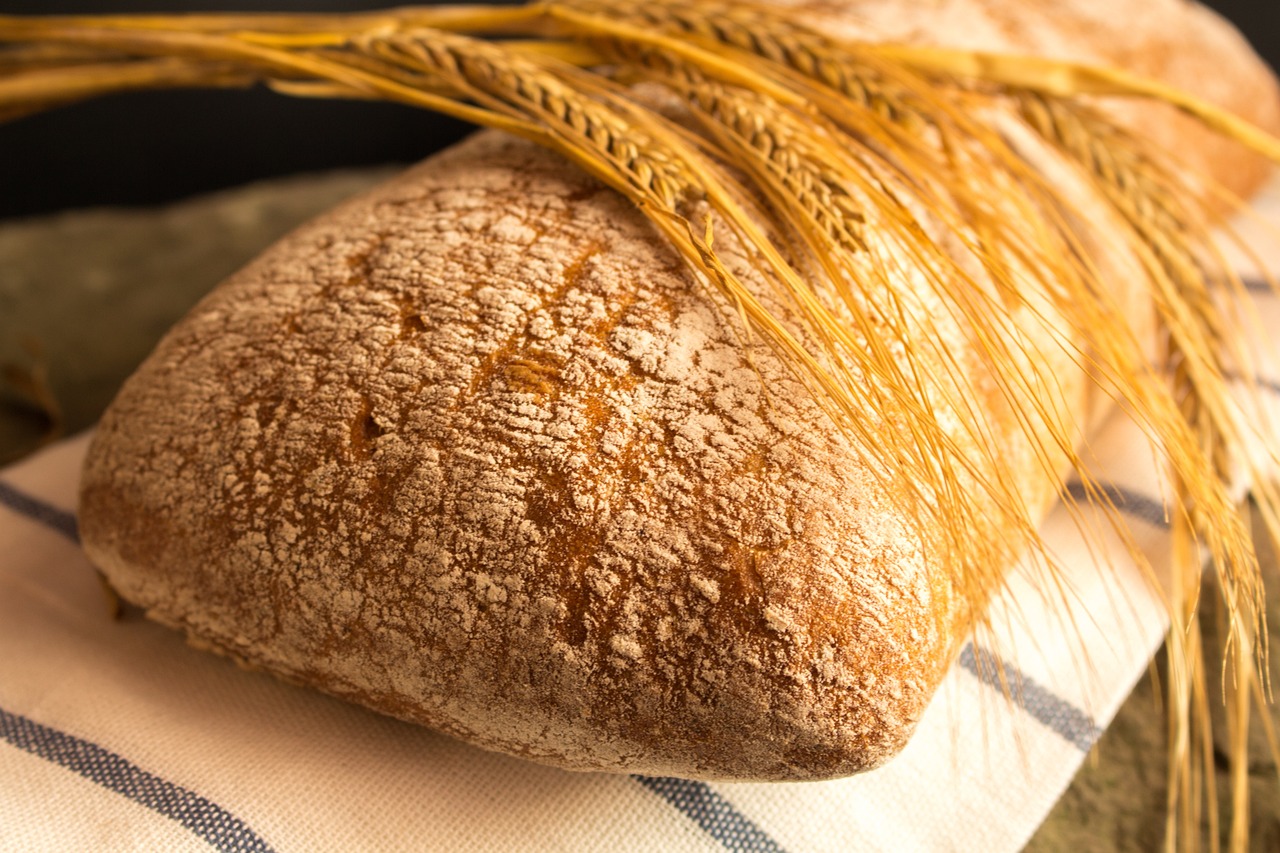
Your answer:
78,0 -> 1280,780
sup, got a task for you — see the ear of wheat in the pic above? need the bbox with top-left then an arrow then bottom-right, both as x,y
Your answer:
2,2 -> 1278,848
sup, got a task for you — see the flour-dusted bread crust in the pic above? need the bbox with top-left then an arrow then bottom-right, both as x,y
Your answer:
81,133 -> 950,779
79,0 -> 1280,780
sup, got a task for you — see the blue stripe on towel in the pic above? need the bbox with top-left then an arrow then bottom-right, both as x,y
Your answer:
0,468 -> 1185,841
1241,277 -> 1275,296
1063,481 -> 1170,530
1223,367 -> 1280,398
0,478 -> 785,853
0,705 -> 275,853
0,480 -> 79,543
958,645 -> 1104,753
634,776 -> 788,853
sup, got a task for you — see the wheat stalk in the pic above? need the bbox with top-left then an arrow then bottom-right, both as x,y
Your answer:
353,27 -> 1064,611
1015,90 -> 1280,850
585,22 -> 1188,626
0,10 -> 1018,572
539,9 -> 1280,844
1,4 -> 1279,849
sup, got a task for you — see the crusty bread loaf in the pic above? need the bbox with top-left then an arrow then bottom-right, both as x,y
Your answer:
79,0 -> 1280,780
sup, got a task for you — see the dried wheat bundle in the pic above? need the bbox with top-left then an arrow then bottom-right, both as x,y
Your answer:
2,2 -> 1278,849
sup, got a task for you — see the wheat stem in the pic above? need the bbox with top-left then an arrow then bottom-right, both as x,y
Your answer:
870,43 -> 1280,166
0,6 -> 1277,847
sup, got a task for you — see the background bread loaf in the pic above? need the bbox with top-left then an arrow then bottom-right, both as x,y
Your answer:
78,0 -> 1280,780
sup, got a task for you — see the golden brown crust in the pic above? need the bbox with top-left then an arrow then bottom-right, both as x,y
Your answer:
81,131 -> 949,778
79,0 -> 1280,780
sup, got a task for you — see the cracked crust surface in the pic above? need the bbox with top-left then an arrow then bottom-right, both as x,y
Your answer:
79,0 -> 1279,780
81,132 -> 945,778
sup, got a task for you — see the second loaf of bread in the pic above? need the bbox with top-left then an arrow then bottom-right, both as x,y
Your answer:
78,0 -> 1280,780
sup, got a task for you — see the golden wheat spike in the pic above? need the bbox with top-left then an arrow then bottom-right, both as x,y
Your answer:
0,4 -> 1278,849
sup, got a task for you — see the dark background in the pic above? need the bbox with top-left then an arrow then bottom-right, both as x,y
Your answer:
1,0 -> 1277,219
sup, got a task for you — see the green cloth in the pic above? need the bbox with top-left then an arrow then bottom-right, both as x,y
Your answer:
0,167 -> 395,466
